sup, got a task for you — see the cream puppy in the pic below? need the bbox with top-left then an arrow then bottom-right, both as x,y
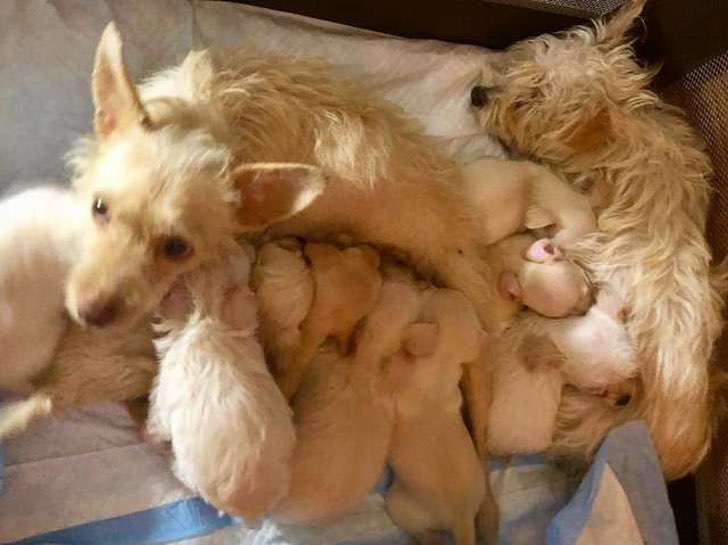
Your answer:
252,238 -> 314,377
149,241 -> 295,520
0,186 -> 85,392
489,234 -> 593,318
488,290 -> 636,456
387,288 -> 486,545
273,267 -> 422,523
277,242 -> 382,400
461,157 -> 596,246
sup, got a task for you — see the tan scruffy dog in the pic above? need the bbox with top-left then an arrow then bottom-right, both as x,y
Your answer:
471,0 -> 726,478
64,22 -> 510,338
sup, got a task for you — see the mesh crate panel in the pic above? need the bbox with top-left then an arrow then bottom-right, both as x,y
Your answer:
482,0 -> 623,17
675,51 -> 728,545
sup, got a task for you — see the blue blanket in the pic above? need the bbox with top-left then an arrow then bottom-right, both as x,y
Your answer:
0,405 -> 677,545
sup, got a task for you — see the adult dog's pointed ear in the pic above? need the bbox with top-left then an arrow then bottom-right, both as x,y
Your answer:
232,163 -> 326,230
92,22 -> 148,139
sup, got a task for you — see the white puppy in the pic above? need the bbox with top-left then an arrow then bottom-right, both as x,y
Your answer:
149,241 -> 295,520
272,265 -> 420,523
488,290 -> 636,456
0,186 -> 85,391
387,288 -> 486,545
461,158 -> 596,246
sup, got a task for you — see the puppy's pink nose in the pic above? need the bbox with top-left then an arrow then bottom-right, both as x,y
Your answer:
78,297 -> 121,327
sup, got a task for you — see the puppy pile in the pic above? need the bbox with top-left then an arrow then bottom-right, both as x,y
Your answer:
0,2 -> 724,544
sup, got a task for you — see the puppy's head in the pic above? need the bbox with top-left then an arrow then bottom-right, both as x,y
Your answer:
470,0 -> 651,164
500,239 -> 592,317
66,24 -> 325,328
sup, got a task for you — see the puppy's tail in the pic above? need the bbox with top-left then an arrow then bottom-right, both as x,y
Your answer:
0,394 -> 53,439
597,0 -> 647,45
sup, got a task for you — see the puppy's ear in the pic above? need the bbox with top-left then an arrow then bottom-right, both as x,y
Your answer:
92,23 -> 149,139
524,205 -> 555,231
232,163 -> 326,230
498,271 -> 522,302
403,322 -> 439,357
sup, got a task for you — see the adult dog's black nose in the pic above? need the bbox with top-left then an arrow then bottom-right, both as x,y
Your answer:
470,85 -> 490,108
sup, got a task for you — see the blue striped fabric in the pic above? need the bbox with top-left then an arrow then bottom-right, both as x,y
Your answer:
5,498 -> 236,545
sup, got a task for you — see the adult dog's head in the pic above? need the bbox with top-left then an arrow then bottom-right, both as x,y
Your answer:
66,23 -> 325,328
470,0 -> 651,166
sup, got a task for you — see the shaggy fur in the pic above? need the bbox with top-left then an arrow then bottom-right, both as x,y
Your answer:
472,0 -> 726,478
387,288 -> 486,545
488,290 -> 636,456
0,186 -> 85,392
149,242 -> 295,520
66,23 -> 511,337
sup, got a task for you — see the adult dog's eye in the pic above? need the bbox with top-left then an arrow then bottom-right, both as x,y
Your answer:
162,237 -> 192,260
92,198 -> 108,217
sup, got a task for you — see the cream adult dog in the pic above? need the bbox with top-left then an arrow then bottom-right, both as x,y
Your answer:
64,23 -> 509,337
0,186 -> 155,438
471,0 -> 726,478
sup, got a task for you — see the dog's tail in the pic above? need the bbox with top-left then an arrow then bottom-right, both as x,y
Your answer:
596,0 -> 647,44
0,394 -> 53,439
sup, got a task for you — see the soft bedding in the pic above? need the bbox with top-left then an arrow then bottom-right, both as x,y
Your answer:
0,1 -> 679,544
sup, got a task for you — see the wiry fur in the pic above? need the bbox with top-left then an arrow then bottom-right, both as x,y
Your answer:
472,0 -> 725,478
67,24 -> 510,335
149,242 -> 295,520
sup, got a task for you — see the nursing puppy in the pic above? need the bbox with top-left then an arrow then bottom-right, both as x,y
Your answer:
252,238 -> 314,378
277,242 -> 382,400
471,0 -> 725,477
491,234 -> 593,318
488,290 -> 636,456
461,157 -> 595,246
149,242 -> 295,520
273,268 -> 421,523
0,186 -> 84,392
387,289 -> 486,545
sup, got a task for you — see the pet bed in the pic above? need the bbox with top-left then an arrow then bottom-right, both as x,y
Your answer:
0,1 -> 681,544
